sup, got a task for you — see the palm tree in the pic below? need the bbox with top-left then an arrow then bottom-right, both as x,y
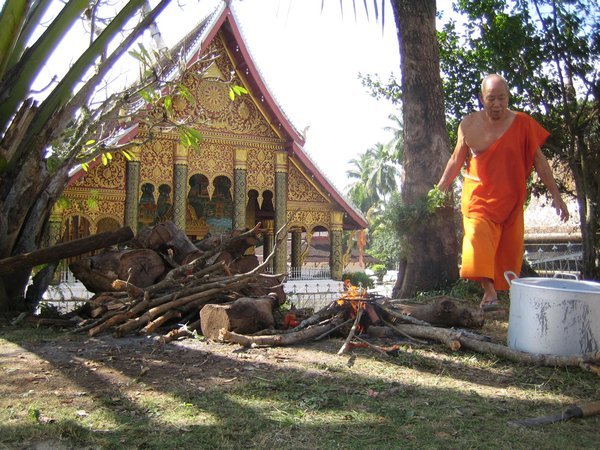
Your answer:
365,142 -> 400,203
383,113 -> 404,164
345,151 -> 377,215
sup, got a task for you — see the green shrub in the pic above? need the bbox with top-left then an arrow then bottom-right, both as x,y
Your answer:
370,264 -> 387,282
342,271 -> 374,289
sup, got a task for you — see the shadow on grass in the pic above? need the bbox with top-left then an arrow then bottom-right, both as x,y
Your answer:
0,325 -> 598,449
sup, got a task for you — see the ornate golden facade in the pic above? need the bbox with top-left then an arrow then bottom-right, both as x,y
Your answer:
57,5 -> 367,279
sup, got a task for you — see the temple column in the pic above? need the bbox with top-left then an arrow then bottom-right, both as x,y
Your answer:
233,148 -> 248,230
274,150 -> 288,274
330,211 -> 344,280
124,146 -> 141,232
173,144 -> 188,231
46,211 -> 63,247
290,227 -> 302,278
262,219 -> 274,271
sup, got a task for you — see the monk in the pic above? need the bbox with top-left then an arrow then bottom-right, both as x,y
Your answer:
437,74 -> 569,309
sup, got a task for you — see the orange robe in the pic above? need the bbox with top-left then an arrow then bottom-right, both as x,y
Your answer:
460,112 -> 549,290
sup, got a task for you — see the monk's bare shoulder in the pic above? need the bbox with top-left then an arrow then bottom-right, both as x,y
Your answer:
459,112 -> 483,144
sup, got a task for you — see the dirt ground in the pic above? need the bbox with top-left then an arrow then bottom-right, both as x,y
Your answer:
0,324 -> 346,406
0,311 -> 510,406
1,310 -> 598,449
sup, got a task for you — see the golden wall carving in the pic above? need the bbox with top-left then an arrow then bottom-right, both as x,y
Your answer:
188,142 -> 233,191
56,27 -> 352,247
175,37 -> 279,139
69,152 -> 126,190
62,200 -> 123,229
287,209 -> 330,232
246,147 -> 275,192
288,162 -> 330,204
140,140 -> 174,186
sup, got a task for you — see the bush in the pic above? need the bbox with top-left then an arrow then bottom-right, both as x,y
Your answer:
370,264 -> 387,282
342,271 -> 374,289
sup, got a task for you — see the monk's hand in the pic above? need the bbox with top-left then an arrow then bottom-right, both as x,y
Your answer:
426,185 -> 449,213
552,195 -> 569,222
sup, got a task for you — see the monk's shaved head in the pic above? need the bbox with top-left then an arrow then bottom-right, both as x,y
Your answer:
481,74 -> 509,95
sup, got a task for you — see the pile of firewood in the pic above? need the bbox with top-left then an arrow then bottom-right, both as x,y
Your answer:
69,221 -> 289,341
4,219 -> 598,372
218,290 -> 600,372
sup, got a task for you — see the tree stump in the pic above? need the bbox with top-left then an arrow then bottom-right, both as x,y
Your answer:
200,295 -> 278,340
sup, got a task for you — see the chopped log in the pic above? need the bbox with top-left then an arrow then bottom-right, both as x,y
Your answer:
291,301 -> 348,331
380,296 -> 484,329
86,299 -> 149,337
338,304 -> 364,355
89,312 -> 131,337
113,280 -> 250,337
220,322 -> 335,347
90,305 -> 107,318
200,294 -> 278,340
136,221 -> 201,264
0,226 -> 134,274
141,309 -> 181,334
367,320 -> 427,344
143,260 -> 227,296
391,324 -> 600,367
111,279 -> 144,297
71,220 -> 294,338
314,318 -> 354,340
70,248 -> 165,293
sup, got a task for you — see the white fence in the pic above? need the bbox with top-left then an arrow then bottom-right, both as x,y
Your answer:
287,267 -> 331,280
284,280 -> 345,310
524,242 -> 583,277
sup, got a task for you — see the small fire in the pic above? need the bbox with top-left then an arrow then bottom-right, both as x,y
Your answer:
337,280 -> 369,330
338,279 -> 367,302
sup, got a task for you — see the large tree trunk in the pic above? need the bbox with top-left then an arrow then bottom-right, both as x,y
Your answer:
571,134 -> 599,280
0,148 -> 71,311
390,0 -> 459,297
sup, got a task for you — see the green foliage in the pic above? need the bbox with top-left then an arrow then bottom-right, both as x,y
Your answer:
27,406 -> 40,423
341,271 -> 374,289
425,185 -> 450,214
370,263 -> 387,281
229,85 -> 248,100
367,197 -> 402,269
359,73 -> 401,104
379,187 -> 455,260
345,142 -> 401,217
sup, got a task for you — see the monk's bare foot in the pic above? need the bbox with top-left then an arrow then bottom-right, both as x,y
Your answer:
480,278 -> 497,308
480,297 -> 502,311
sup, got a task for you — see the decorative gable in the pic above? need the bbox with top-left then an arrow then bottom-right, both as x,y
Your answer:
173,35 -> 279,139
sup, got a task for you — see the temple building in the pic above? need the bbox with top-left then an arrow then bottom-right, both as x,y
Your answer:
52,3 -> 367,280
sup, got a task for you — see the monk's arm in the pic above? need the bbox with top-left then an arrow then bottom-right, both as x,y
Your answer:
533,148 -> 570,222
438,124 -> 468,192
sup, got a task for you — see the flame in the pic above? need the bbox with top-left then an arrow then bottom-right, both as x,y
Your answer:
337,281 -> 368,325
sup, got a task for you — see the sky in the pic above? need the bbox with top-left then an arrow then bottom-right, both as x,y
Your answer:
229,0 -> 402,192
153,0 -> 406,192
27,0 -> 455,192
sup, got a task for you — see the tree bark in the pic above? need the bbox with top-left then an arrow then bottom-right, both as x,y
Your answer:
390,0 -> 459,297
220,323 -> 335,347
379,296 -> 484,329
